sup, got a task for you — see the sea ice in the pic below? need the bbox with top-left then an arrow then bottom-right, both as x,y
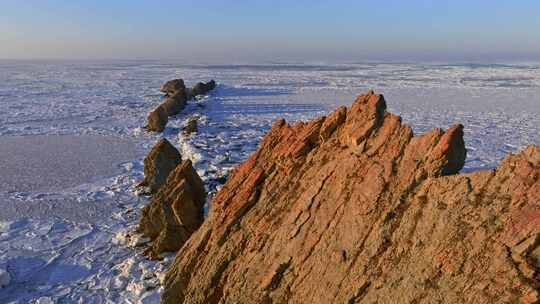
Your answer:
0,60 -> 538,303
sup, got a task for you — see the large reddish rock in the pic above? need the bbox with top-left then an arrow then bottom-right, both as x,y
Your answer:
161,91 -> 540,304
138,159 -> 206,259
138,139 -> 182,194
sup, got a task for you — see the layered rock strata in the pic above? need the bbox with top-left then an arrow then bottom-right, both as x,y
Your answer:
160,91 -> 540,304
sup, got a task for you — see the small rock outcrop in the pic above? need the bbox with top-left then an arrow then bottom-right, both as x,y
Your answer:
138,159 -> 206,259
147,78 -> 216,133
138,139 -> 182,194
160,79 -> 186,96
191,80 -> 216,97
146,106 -> 168,132
160,92 -> 188,116
161,91 -> 540,304
182,118 -> 198,135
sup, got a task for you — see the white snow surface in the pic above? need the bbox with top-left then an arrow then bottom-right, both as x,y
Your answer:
0,60 -> 539,303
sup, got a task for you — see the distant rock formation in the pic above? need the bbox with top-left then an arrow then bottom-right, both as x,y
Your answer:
146,78 -> 216,133
161,91 -> 540,304
146,106 -> 168,132
160,92 -> 188,116
160,79 -> 186,96
138,139 -> 182,194
191,80 -> 216,97
138,159 -> 206,259
158,78 -> 189,116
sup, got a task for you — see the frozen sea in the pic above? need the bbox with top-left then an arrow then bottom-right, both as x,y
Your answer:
0,60 -> 539,303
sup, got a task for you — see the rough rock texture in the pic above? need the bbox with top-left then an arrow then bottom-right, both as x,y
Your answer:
138,139 -> 182,194
162,91 -> 540,304
138,159 -> 207,259
146,106 -> 168,132
160,91 -> 188,116
161,79 -> 186,96
191,80 -> 216,97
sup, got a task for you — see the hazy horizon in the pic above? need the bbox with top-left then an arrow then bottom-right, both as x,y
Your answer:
2,0 -> 540,62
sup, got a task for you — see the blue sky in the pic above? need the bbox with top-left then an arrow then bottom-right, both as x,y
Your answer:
1,0 -> 539,62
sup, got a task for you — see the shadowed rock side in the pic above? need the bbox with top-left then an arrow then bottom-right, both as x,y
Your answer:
160,91 -> 188,116
161,91 -> 540,304
191,80 -> 216,97
147,106 -> 168,132
138,139 -> 182,194
138,159 -> 207,259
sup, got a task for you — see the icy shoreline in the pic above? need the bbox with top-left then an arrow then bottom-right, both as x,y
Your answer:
0,87 -> 298,303
0,61 -> 539,303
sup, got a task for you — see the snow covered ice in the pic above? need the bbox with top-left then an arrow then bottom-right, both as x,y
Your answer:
0,60 -> 539,303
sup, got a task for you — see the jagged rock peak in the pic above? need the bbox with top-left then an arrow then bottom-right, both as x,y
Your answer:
138,138 -> 182,194
161,91 -> 540,304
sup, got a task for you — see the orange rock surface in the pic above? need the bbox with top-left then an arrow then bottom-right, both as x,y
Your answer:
161,91 -> 540,303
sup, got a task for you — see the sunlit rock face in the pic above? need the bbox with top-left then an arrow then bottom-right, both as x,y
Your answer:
160,91 -> 540,304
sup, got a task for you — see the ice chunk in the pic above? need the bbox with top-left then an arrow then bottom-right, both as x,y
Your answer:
0,268 -> 10,288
